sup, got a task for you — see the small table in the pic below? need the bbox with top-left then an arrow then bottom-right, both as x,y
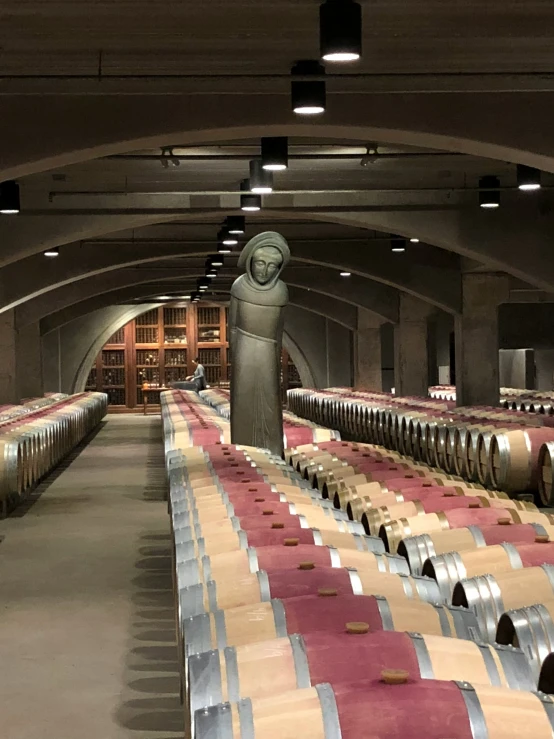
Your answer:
142,385 -> 168,415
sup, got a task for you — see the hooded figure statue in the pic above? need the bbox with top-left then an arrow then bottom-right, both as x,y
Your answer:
229,231 -> 291,456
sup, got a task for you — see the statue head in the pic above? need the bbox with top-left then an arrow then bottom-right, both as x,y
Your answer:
238,231 -> 291,290
251,245 -> 283,285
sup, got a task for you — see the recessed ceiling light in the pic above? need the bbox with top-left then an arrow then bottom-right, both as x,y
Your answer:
44,248 -> 59,257
340,271 -> 351,277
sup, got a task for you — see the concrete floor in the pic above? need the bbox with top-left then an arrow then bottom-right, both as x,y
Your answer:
0,416 -> 183,739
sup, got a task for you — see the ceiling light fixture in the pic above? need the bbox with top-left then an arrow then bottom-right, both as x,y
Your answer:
225,215 -> 246,234
240,180 -> 262,211
179,295 -> 191,300
517,164 -> 541,191
198,278 -> 210,292
218,227 -> 238,246
479,176 -> 501,208
391,237 -> 406,253
159,147 -> 180,168
210,255 -> 224,268
218,241 -> 232,254
157,296 -> 171,300
410,237 -> 420,243
340,271 -> 351,277
261,137 -> 289,171
191,292 -> 200,302
291,60 -> 326,115
360,144 -> 379,167
0,181 -> 20,214
44,248 -> 59,257
249,159 -> 274,193
320,0 -> 362,62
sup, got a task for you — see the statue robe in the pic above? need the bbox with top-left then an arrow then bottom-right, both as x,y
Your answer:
229,273 -> 288,456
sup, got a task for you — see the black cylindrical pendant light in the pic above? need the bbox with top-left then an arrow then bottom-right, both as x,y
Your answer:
320,0 -> 362,62
225,215 -> 246,234
240,179 -> 262,211
517,164 -> 541,191
198,277 -> 210,291
261,137 -> 289,171
249,159 -> 274,193
479,176 -> 501,208
210,254 -> 224,268
218,227 -> 238,246
391,237 -> 406,253
291,60 -> 326,115
0,180 -> 20,214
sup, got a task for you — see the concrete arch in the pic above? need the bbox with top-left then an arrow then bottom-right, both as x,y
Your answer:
3,201 -> 553,293
3,239 -> 449,316
3,94 -> 554,183
282,331 -> 316,390
30,269 -> 362,331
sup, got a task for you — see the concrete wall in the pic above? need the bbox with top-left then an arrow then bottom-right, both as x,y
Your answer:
499,349 -> 535,390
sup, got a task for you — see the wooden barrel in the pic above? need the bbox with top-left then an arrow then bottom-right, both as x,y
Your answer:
176,544 -> 410,589
362,497 -> 492,535
183,593 -> 482,657
172,508 -> 365,541
489,428 -> 554,492
537,441 -> 554,506
397,522 -> 554,575
177,566 -> 442,620
496,600 -> 554,681
380,508 -> 539,553
187,630 -> 534,718
424,541 -> 554,601
452,564 -> 554,641
194,679 -> 554,739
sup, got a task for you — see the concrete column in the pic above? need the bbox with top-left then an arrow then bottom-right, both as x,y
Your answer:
0,311 -> 43,403
355,309 -> 384,391
455,273 -> 510,407
0,310 -> 17,404
394,295 -> 433,397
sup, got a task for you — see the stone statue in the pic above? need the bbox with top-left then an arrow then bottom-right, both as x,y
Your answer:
229,231 -> 290,456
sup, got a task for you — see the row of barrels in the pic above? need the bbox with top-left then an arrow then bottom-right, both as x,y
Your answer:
287,387 -> 554,504
0,392 -> 69,423
428,384 -> 554,415
199,387 -> 341,448
0,391 -> 107,516
291,440 -> 554,682
163,410 -> 554,738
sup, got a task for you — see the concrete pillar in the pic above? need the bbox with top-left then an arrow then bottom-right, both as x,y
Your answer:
0,311 -> 43,403
355,309 -> 384,391
326,319 -> 353,387
394,295 -> 433,397
0,310 -> 17,404
455,273 -> 510,407
16,321 -> 44,400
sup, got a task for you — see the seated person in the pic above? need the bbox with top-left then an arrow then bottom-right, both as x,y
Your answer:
170,357 -> 206,392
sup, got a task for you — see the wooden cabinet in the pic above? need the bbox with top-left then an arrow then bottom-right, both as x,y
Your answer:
86,301 -> 301,410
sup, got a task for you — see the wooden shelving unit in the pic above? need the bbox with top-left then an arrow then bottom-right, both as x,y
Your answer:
85,301 -> 302,411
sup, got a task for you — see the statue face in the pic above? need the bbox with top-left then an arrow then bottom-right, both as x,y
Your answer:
251,246 -> 283,285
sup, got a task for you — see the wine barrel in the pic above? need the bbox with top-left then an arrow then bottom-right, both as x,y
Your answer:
194,679 -> 554,739
174,527 -> 385,561
423,541 -> 554,601
187,630 -> 534,718
362,497 -> 492,535
496,600 -> 554,681
397,522 -> 553,575
183,593 -> 481,657
177,566 -> 442,620
489,427 -> 554,493
452,564 -> 554,641
380,508 -> 539,554
176,544 -> 410,589
172,509 -> 365,542
538,441 -> 554,506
